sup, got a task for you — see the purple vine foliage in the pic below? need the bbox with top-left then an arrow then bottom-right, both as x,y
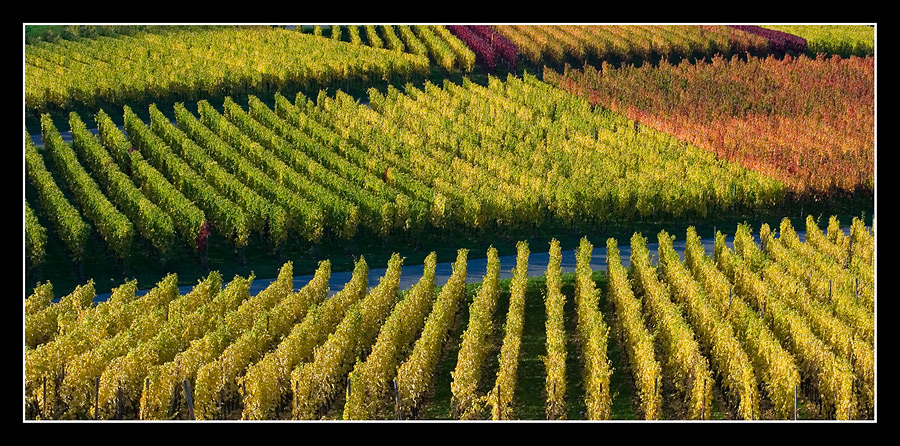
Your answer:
728,25 -> 807,54
447,25 -> 519,72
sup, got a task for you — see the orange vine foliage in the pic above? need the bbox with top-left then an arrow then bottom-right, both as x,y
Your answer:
547,53 -> 874,199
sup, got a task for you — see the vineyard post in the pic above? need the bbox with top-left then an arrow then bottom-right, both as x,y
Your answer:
142,377 -> 150,420
701,378 -> 706,420
394,378 -> 400,420
184,380 -> 195,420
655,377 -> 660,420
116,384 -> 124,419
495,384 -> 501,420
56,364 -> 65,419
794,385 -> 798,420
94,376 -> 100,420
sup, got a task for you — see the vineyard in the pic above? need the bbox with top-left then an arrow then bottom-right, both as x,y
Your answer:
23,24 -> 876,421
24,217 -> 874,420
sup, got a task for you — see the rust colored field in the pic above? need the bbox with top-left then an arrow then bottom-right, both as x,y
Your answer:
547,53 -> 874,199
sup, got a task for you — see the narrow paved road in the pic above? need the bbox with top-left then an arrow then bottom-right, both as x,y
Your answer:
92,228 -> 853,302
286,230 -> 748,297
